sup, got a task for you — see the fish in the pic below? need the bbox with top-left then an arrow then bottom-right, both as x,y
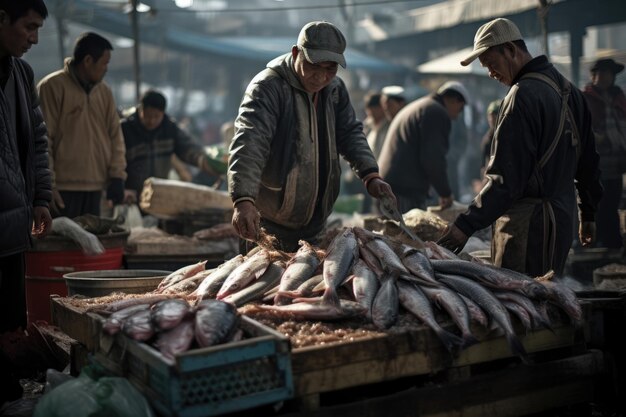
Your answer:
354,228 -> 408,276
458,293 -> 489,328
122,309 -> 155,341
371,275 -> 399,329
192,255 -> 245,300
195,299 -> 239,348
155,319 -> 195,360
398,247 -> 439,287
224,262 -> 285,307
501,300 -> 532,331
431,259 -> 550,300
99,294 -> 176,314
161,269 -> 213,295
437,273 -> 529,362
351,259 -> 380,321
538,280 -> 583,326
248,299 -> 367,321
274,241 -> 321,305
321,228 -> 359,307
157,260 -> 207,291
102,304 -> 151,335
151,298 -> 191,331
424,241 -> 459,260
397,280 -> 463,352
420,285 -> 479,348
494,290 -> 553,331
217,250 -> 271,299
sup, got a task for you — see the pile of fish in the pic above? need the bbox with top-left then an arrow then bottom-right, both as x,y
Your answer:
99,297 -> 240,360
97,226 -> 582,362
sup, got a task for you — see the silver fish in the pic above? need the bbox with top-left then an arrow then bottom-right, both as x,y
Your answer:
371,275 -> 399,329
354,228 -> 408,275
321,228 -> 359,307
494,290 -> 552,331
431,259 -> 550,300
193,255 -> 245,300
155,319 -> 195,360
122,309 -> 155,341
101,294 -> 176,313
539,280 -> 583,326
458,294 -> 489,328
157,260 -> 207,291
501,301 -> 532,330
224,262 -> 285,307
102,304 -> 150,335
217,250 -> 271,299
424,241 -> 459,260
275,241 -> 321,305
249,299 -> 366,321
151,298 -> 191,331
351,259 -> 380,321
195,299 -> 239,348
420,285 -> 479,348
399,247 -> 439,287
161,269 -> 213,295
397,280 -> 463,352
437,273 -> 528,362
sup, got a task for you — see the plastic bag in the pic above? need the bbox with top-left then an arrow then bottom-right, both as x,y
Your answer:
33,366 -> 155,417
51,217 -> 105,255
113,204 -> 143,230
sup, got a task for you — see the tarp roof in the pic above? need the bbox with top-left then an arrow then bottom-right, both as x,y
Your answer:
417,47 -> 487,76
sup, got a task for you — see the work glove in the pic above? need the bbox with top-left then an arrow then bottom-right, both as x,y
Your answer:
579,221 -> 596,247
232,200 -> 260,242
106,178 -> 125,205
437,223 -> 469,254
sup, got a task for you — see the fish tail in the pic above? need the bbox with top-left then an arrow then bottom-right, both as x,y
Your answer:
321,286 -> 341,308
435,328 -> 465,352
507,333 -> 530,364
461,332 -> 480,349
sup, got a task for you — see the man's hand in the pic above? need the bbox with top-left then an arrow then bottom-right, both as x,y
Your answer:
106,178 -> 125,205
232,200 -> 260,241
439,195 -> 454,209
50,188 -> 65,217
32,206 -> 52,238
579,221 -> 596,247
437,223 -> 469,254
367,177 -> 395,201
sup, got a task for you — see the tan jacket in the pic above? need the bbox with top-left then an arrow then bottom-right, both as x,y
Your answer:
37,58 -> 126,191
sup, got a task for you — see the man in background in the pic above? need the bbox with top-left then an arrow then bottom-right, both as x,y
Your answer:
582,58 -> 626,249
122,89 -> 223,201
378,81 -> 468,213
380,85 -> 406,122
38,32 -> 127,218
0,0 -> 52,404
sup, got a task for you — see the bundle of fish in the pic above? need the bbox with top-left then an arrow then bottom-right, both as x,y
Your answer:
99,296 -> 240,360
97,227 -> 582,363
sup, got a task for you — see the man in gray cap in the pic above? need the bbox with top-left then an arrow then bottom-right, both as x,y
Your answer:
378,80 -> 469,213
438,18 -> 603,277
228,21 -> 395,252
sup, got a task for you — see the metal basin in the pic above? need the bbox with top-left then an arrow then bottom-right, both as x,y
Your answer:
64,269 -> 171,297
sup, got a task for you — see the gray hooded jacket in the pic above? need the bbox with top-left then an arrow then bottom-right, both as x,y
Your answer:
228,53 -> 377,229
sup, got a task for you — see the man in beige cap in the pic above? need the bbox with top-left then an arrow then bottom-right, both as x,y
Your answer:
438,18 -> 603,277
228,21 -> 395,252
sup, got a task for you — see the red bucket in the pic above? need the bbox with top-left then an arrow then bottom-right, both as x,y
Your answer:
25,231 -> 128,324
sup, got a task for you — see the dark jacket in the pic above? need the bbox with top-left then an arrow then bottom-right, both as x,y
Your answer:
0,58 -> 52,256
455,56 -> 603,274
121,110 -> 206,197
582,83 -> 626,178
228,53 -> 378,229
378,94 -> 452,202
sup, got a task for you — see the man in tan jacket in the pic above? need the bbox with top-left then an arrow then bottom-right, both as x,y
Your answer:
38,32 -> 127,218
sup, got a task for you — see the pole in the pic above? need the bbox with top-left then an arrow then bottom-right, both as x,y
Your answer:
538,0 -> 550,58
130,0 -> 141,102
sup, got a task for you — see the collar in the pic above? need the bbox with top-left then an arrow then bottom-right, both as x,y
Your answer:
511,55 -> 552,85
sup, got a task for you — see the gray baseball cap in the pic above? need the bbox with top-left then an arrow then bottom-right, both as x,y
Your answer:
437,81 -> 470,104
297,21 -> 347,68
460,18 -> 523,66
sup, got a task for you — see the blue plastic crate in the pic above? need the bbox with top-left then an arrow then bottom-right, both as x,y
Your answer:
95,316 -> 293,417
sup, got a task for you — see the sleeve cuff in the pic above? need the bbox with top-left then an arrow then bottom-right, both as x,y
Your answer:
233,197 -> 255,207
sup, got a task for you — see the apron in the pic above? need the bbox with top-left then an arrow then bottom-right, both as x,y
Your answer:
492,73 -> 581,274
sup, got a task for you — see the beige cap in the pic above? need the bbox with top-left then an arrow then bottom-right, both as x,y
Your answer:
460,18 -> 523,66
297,21 -> 347,68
